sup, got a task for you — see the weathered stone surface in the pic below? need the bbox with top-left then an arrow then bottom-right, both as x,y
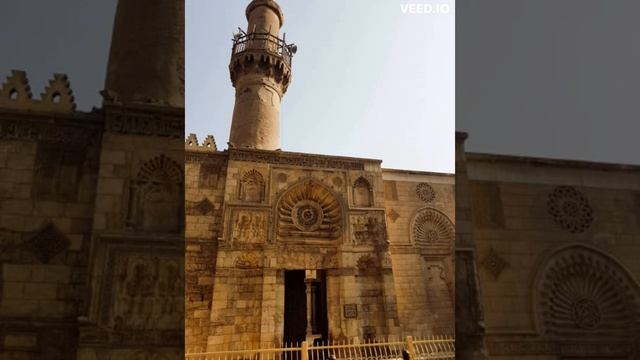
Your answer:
459,135 -> 640,359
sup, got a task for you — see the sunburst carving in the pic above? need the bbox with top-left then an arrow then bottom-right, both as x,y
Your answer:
538,246 -> 640,339
412,208 -> 454,256
277,180 -> 342,239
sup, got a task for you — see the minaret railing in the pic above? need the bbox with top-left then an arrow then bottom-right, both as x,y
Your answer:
232,32 -> 293,67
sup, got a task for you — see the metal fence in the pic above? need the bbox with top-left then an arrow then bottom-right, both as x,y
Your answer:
185,336 -> 454,360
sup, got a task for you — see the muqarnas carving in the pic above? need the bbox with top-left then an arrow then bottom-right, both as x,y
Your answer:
547,186 -> 594,233
412,208 -> 454,257
239,169 -> 265,202
110,255 -> 183,331
231,211 -> 267,243
537,245 -> 640,338
277,180 -> 342,239
127,155 -> 184,233
352,176 -> 373,207
416,182 -> 436,203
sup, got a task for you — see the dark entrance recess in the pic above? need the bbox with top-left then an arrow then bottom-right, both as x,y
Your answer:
283,270 -> 328,345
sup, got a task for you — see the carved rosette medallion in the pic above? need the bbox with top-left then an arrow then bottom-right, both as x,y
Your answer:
547,186 -> 593,233
292,200 -> 324,232
277,180 -> 342,239
416,183 -> 436,203
571,299 -> 601,329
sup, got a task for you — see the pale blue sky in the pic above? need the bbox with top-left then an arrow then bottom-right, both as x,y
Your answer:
186,0 -> 455,173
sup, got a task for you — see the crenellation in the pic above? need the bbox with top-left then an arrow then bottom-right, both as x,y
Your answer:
0,70 -> 77,113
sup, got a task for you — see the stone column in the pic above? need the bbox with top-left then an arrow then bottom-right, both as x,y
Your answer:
455,132 -> 489,359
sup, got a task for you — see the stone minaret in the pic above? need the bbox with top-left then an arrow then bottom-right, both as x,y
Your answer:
104,0 -> 184,107
228,0 -> 294,150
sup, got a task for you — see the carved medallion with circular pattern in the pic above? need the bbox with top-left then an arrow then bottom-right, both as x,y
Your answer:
292,200 -> 324,232
547,186 -> 593,233
277,180 -> 342,239
571,298 -> 601,329
416,183 -> 436,203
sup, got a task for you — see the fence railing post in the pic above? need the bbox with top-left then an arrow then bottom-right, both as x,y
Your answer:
405,336 -> 416,359
301,341 -> 309,360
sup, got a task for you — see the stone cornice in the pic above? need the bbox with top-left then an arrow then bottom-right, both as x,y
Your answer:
0,108 -> 102,146
185,150 -> 229,164
227,148 -> 380,170
467,152 -> 640,172
103,103 -> 184,138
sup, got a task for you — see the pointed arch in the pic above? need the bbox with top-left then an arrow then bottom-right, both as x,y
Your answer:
352,176 -> 372,207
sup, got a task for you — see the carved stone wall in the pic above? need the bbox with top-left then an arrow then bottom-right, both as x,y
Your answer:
466,153 -> 640,359
0,107 -> 101,359
381,170 -> 455,336
79,103 -> 184,360
184,150 -> 227,353
185,151 -> 401,350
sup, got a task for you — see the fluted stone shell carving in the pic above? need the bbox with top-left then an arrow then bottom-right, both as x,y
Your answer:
277,180 -> 342,239
538,245 -> 640,338
412,208 -> 454,256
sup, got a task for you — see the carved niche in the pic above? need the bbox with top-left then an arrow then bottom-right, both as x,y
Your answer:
239,169 -> 265,202
230,210 -> 267,244
411,208 -> 454,257
276,179 -> 342,240
536,245 -> 640,339
547,186 -> 594,233
352,176 -> 373,207
127,155 -> 184,233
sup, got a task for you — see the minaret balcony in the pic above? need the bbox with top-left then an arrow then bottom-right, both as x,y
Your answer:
231,32 -> 294,68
